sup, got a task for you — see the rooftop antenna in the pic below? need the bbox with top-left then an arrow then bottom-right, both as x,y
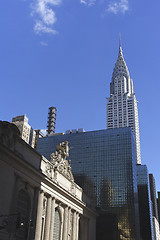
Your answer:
119,33 -> 122,48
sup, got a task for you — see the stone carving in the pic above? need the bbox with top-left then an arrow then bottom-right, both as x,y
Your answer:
50,141 -> 69,163
0,121 -> 20,150
49,141 -> 74,181
71,182 -> 76,196
42,197 -> 47,217
45,162 -> 54,179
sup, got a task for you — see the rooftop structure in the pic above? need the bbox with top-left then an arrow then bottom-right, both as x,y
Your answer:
47,107 -> 57,135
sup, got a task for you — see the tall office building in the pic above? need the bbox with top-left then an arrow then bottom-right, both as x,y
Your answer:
107,38 -> 141,164
149,174 -> 160,240
12,115 -> 31,144
157,192 -> 160,222
12,114 -> 36,148
136,165 -> 154,240
152,217 -> 160,240
37,127 -> 140,239
149,174 -> 159,221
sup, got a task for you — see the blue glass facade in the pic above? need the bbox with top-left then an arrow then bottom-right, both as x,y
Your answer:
38,127 -> 140,239
149,174 -> 159,220
136,165 -> 154,240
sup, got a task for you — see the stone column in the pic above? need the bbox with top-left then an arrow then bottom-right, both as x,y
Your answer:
63,206 -> 69,240
35,190 -> 44,240
67,208 -> 71,240
75,213 -> 80,240
43,195 -> 52,240
59,205 -> 64,240
49,197 -> 56,240
72,211 -> 77,240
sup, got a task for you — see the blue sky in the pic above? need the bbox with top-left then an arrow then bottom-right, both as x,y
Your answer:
1,0 -> 160,190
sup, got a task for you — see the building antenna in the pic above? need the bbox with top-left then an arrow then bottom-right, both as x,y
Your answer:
119,33 -> 122,48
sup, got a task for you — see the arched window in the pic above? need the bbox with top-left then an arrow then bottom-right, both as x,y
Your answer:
16,189 -> 31,240
53,208 -> 60,240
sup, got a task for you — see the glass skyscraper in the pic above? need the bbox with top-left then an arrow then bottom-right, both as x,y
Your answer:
136,165 -> 154,240
149,174 -> 159,221
38,127 -> 140,239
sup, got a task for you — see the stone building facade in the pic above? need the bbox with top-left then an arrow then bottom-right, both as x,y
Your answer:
0,121 -> 96,240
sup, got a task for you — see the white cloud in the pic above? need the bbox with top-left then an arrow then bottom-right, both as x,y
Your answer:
34,21 -> 57,34
107,0 -> 129,14
31,0 -> 61,34
80,0 -> 96,6
40,41 -> 48,46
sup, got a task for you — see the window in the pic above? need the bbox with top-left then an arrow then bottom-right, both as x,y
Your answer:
53,209 -> 60,240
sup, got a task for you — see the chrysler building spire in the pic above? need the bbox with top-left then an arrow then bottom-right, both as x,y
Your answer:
111,37 -> 131,95
119,33 -> 121,48
119,33 -> 123,57
107,37 -> 141,164
118,33 -> 124,59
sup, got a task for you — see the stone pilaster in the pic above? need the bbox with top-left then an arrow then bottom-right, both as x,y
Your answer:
35,190 -> 44,240
43,195 -> 52,240
49,197 -> 56,240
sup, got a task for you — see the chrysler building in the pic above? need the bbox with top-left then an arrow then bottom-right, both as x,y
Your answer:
107,37 -> 141,164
